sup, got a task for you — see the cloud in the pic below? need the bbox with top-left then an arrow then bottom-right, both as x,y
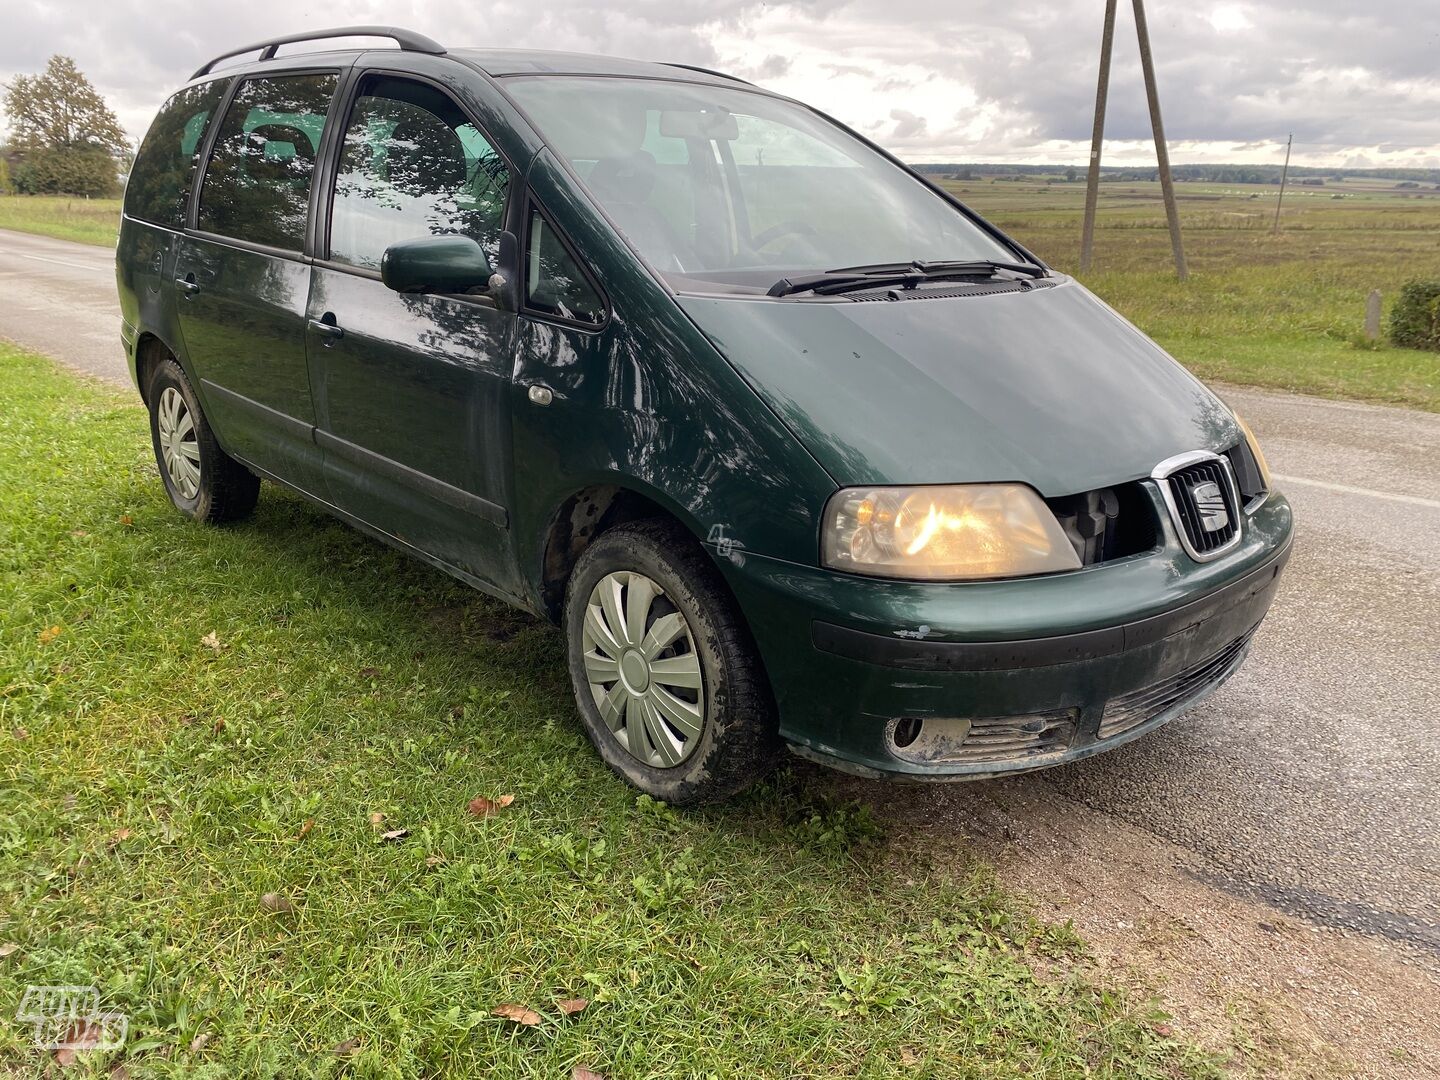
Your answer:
889,109 -> 927,140
1,0 -> 1436,166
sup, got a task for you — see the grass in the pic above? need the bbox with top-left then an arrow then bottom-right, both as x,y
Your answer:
0,194 -> 121,247
0,344 -> 1220,1077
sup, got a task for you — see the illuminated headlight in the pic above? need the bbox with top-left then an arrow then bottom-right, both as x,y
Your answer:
821,484 -> 1082,581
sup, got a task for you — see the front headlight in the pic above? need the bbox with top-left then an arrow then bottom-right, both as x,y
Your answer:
1234,414 -> 1273,492
821,484 -> 1082,580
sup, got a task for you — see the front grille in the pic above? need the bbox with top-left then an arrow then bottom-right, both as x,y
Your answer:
1160,457 -> 1240,558
1098,628 -> 1255,740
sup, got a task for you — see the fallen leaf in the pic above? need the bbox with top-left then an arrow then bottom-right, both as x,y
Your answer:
379,828 -> 409,843
119,514 -> 134,526
450,705 -> 464,719
107,827 -> 133,848
200,631 -> 224,653
38,625 -> 62,644
573,1068 -> 606,1080
1152,1022 -> 1174,1038
467,794 -> 516,817
492,1003 -> 542,1026
556,998 -> 589,1016
189,1032 -> 211,1052
900,1047 -> 920,1067
332,1038 -> 361,1058
109,1063 -> 130,1080
260,892 -> 294,913
12,727 -> 28,740
71,529 -> 89,538
358,666 -> 379,678
425,854 -> 446,869
297,818 -> 315,840
369,811 -> 385,828
212,717 -> 225,733
0,943 -> 18,958
53,1019 -> 104,1065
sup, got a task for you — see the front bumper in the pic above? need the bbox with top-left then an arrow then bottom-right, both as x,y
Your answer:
716,487 -> 1293,780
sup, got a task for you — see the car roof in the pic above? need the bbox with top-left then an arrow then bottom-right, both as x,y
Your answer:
448,48 -> 751,87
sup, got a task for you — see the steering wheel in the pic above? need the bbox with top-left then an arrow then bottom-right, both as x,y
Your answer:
751,220 -> 820,251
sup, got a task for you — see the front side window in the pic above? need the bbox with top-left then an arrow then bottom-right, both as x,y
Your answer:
197,73 -> 337,250
525,210 -> 604,326
125,79 -> 229,228
328,76 -> 509,271
504,76 -> 1019,292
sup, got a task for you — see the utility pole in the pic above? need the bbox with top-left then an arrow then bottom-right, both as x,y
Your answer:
1131,0 -> 1187,280
1079,0 -> 1119,273
1272,132 -> 1293,234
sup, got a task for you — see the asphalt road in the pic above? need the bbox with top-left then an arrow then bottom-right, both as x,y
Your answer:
3,226 -> 1438,952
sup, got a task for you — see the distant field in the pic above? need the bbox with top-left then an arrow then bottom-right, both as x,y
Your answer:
2,177 -> 1436,410
0,194 -> 121,247
943,177 -> 1440,410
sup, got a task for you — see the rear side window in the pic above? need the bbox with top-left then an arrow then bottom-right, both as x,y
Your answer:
197,73 -> 337,251
525,210 -> 605,327
329,75 -> 510,271
124,80 -> 229,228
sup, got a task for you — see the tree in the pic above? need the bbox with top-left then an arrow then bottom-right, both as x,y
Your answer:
0,154 -> 12,195
3,55 -> 127,196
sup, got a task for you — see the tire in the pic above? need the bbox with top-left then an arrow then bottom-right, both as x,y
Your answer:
563,518 -> 779,804
147,357 -> 259,524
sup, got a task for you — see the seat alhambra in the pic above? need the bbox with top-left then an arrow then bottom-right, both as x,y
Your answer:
117,26 -> 1293,803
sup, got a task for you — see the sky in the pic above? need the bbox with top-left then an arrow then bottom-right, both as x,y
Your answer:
3,0 -> 1439,169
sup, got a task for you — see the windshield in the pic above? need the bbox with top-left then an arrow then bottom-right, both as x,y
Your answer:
504,76 -> 1023,293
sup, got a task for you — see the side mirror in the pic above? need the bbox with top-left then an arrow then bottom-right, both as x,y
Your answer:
380,235 -> 493,295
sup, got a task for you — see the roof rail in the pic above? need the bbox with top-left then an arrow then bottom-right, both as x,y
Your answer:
663,63 -> 754,86
191,25 -> 446,80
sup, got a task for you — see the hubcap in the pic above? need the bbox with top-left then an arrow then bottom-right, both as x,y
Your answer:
156,386 -> 200,500
582,570 -> 705,768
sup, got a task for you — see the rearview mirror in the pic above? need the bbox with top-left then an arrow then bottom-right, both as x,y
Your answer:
380,235 -> 493,295
659,109 -> 739,141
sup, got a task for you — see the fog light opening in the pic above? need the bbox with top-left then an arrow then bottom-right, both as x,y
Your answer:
891,717 -> 923,749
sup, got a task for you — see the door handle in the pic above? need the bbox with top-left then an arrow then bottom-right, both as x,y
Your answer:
175,275 -> 201,297
307,316 -> 344,342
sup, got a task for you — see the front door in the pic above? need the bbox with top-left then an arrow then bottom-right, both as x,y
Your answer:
174,71 -> 339,494
306,73 -> 519,595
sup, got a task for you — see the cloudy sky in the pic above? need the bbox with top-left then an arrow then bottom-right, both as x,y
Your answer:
4,0 -> 1439,168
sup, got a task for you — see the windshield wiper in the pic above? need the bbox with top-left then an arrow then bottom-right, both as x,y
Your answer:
767,259 -> 1047,298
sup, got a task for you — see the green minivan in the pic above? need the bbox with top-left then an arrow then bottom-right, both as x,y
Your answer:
117,26 -> 1293,803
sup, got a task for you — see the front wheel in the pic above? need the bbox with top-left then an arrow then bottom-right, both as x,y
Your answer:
147,358 -> 259,523
564,519 -> 779,804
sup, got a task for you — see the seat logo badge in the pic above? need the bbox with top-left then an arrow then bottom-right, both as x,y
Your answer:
1189,480 -> 1229,532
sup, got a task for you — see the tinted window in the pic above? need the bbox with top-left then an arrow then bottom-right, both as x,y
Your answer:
329,76 -> 509,270
124,79 -> 229,227
525,210 -> 604,326
197,73 -> 336,250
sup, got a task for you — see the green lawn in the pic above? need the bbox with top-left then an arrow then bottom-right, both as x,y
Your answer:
0,345 -> 1219,1077
0,195 -> 121,247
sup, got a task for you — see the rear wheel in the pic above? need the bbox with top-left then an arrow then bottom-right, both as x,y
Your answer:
147,358 -> 259,523
564,519 -> 778,804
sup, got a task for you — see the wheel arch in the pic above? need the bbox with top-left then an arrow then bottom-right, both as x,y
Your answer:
134,332 -> 184,405
536,482 -> 709,624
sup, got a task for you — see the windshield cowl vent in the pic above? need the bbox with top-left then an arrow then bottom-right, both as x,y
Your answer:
846,279 -> 1059,303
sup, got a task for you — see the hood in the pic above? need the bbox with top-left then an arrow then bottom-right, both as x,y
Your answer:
678,279 -> 1239,496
